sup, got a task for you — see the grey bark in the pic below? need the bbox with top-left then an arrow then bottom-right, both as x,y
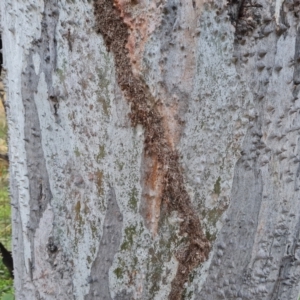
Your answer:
1,0 -> 300,299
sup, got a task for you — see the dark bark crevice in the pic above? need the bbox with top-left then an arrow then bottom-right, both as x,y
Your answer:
227,0 -> 263,40
92,0 -> 210,298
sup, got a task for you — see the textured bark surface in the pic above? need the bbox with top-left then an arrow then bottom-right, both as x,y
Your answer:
1,0 -> 300,299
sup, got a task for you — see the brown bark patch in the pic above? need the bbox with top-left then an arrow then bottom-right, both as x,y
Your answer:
113,0 -> 161,75
93,0 -> 210,298
140,154 -> 164,236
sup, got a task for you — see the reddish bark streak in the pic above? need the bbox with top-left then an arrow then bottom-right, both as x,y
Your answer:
93,0 -> 210,298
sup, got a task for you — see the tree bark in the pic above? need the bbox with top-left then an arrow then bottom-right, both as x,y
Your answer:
1,0 -> 300,299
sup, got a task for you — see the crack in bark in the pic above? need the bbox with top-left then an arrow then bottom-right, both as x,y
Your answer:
93,1 -> 210,298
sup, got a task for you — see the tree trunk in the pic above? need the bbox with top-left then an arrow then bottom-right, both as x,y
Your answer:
1,0 -> 300,299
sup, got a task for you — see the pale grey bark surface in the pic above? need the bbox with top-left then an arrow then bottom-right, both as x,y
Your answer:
1,0 -> 300,299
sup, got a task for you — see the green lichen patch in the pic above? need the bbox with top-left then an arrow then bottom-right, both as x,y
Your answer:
202,204 -> 228,242
128,188 -> 138,212
205,230 -> 217,242
90,220 -> 98,239
73,200 -> 86,252
120,225 -> 137,251
87,256 -> 92,264
97,74 -> 109,91
74,147 -> 81,157
97,96 -> 110,116
96,60 -> 111,116
207,207 -> 223,227
75,201 -> 81,222
83,203 -> 90,215
114,267 -> 124,279
147,253 -> 164,294
188,270 -> 196,283
145,213 -> 181,297
116,160 -> 124,171
56,68 -> 65,82
113,257 -> 127,281
96,145 -> 106,162
95,170 -> 104,196
213,176 -> 221,195
182,288 -> 194,300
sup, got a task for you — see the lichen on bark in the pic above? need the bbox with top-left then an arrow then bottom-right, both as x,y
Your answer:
93,0 -> 210,298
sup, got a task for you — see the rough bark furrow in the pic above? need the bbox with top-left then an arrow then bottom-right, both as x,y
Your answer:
93,1 -> 210,298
